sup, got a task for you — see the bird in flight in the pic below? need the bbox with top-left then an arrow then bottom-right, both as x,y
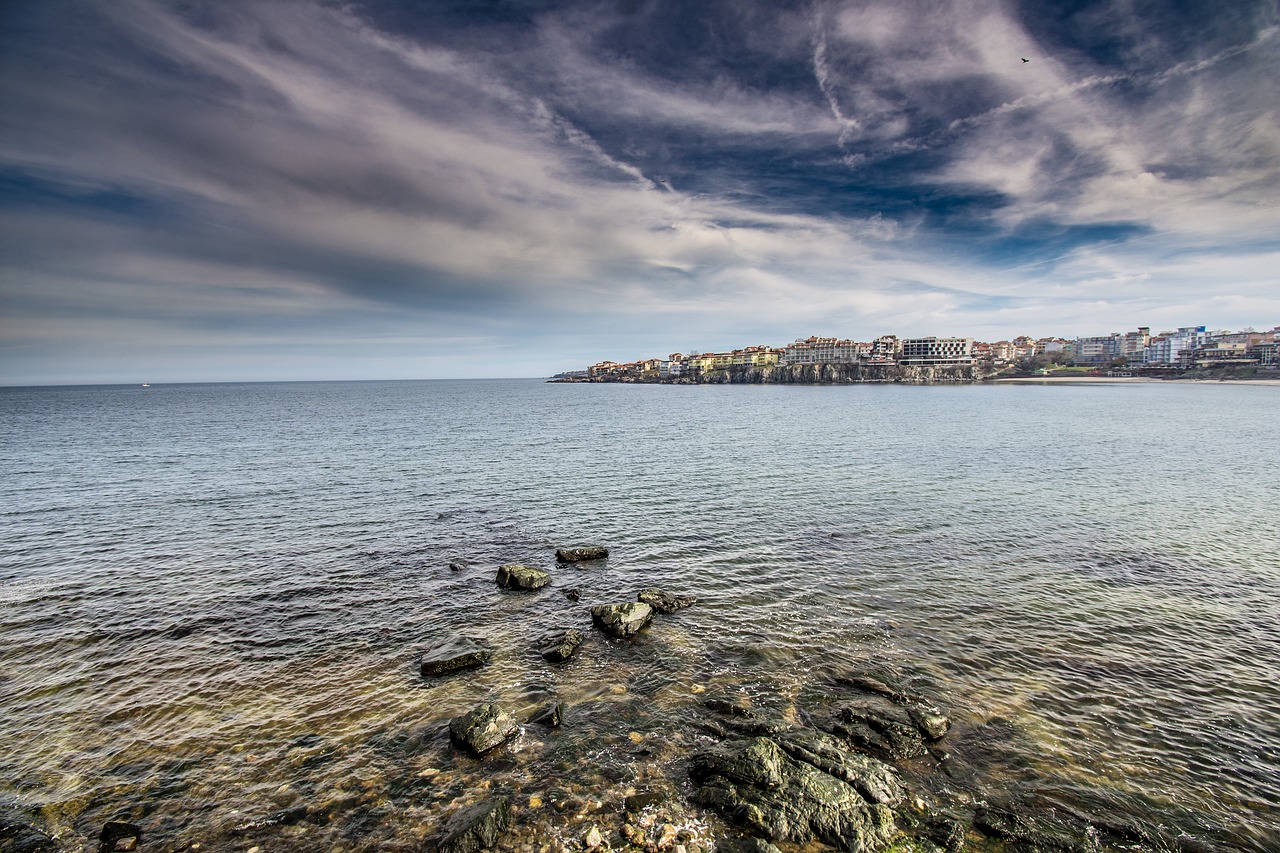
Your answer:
1021,57 -> 1030,63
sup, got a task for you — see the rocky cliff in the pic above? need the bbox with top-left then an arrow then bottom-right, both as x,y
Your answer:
688,363 -> 985,384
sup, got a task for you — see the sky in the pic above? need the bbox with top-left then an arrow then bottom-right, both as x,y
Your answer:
1,0 -> 1278,383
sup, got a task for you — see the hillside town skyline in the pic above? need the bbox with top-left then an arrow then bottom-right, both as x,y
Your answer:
574,323 -> 1280,380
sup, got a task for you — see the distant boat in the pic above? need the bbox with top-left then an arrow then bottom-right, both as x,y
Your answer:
141,384 -> 150,387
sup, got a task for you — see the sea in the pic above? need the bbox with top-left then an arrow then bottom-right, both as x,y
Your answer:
1,379 -> 1277,852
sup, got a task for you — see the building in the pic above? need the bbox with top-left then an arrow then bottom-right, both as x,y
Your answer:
869,335 -> 899,363
899,337 -> 974,365
990,340 -> 1014,362
731,346 -> 783,367
1143,326 -> 1207,366
1012,335 -> 1037,361
687,352 -> 734,373
588,361 -> 620,379
1192,342 -> 1252,366
781,336 -> 866,365
1121,327 -> 1150,362
1072,334 -> 1121,366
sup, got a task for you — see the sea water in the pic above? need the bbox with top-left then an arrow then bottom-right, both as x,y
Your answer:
1,379 -> 1277,850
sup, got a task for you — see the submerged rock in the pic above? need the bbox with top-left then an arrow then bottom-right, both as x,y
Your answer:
636,588 -> 697,613
449,703 -> 519,754
689,735 -> 899,850
834,671 -> 910,703
590,602 -> 654,637
528,700 -> 565,728
538,628 -> 585,663
434,797 -> 511,853
624,791 -> 665,813
0,810 -> 56,853
420,636 -> 492,678
908,704 -> 951,740
563,587 -> 582,602
823,697 -> 930,760
701,695 -> 790,738
556,546 -> 609,563
496,563 -> 549,590
98,822 -> 141,853
974,803 -> 1101,852
715,840 -> 784,853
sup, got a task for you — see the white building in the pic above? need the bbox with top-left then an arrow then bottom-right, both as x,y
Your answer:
1144,326 -> 1207,366
899,337 -> 974,365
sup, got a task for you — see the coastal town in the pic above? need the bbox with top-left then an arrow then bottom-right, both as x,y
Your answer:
558,324 -> 1280,383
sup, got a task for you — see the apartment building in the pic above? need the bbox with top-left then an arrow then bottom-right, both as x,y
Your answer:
781,336 -> 867,365
1072,334 -> 1121,365
899,337 -> 974,365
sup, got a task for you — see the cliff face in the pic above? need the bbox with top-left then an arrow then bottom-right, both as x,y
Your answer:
692,363 -> 984,384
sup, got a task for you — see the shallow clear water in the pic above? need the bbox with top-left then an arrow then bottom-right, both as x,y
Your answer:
2,379 -> 1278,851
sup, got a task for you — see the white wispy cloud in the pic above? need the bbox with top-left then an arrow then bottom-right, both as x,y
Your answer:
0,0 -> 1276,383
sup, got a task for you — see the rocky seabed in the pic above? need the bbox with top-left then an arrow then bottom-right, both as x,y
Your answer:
3,544 -> 1215,853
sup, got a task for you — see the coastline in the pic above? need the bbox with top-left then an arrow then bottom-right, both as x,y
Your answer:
994,375 -> 1280,385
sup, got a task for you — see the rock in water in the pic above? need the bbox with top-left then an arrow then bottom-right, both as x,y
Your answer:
715,840 -> 784,853
449,703 -> 519,754
908,704 -> 951,740
495,564 -> 549,590
636,587 -> 697,613
419,636 -> 492,677
0,809 -> 56,853
774,730 -> 906,806
824,698 -> 929,760
435,797 -> 512,853
556,546 -> 609,563
538,628 -> 585,663
528,700 -> 565,728
98,822 -> 142,852
689,736 -> 899,851
590,602 -> 653,637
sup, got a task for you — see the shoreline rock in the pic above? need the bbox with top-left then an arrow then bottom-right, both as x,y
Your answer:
689,735 -> 899,850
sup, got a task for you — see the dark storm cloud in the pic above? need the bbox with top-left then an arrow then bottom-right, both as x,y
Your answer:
1,0 -> 1277,382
